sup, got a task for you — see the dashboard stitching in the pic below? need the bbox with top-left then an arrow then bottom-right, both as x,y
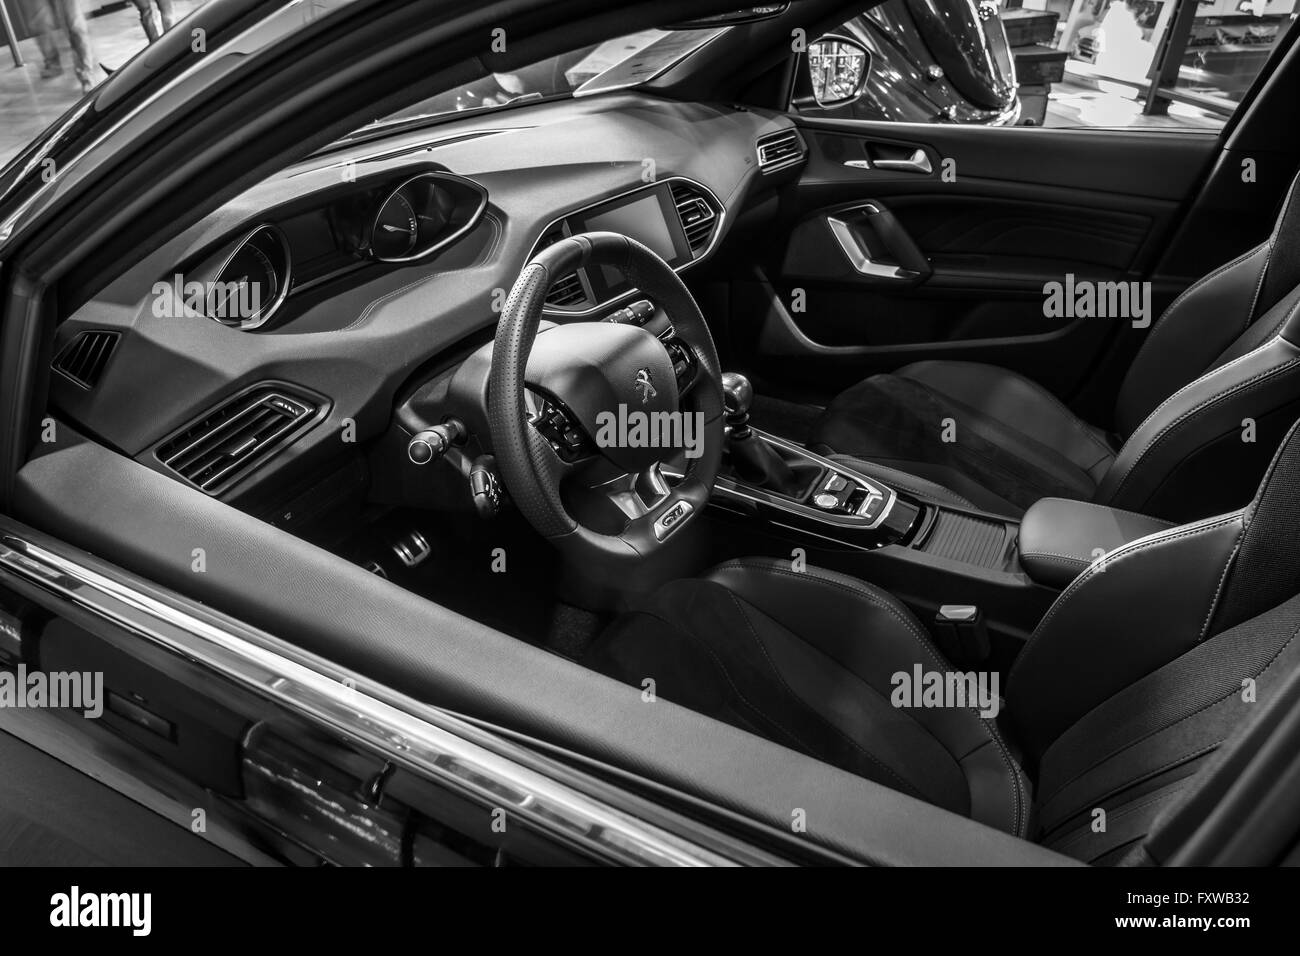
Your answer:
340,274 -> 455,333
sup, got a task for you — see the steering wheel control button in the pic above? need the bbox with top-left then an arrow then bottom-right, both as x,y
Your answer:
529,396 -> 590,461
653,500 -> 693,540
813,492 -> 840,510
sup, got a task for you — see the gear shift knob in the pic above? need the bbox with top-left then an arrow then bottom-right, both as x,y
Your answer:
722,372 -> 754,419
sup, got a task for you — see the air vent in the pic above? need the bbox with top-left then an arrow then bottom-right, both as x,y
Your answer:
157,387 -> 319,495
539,229 -> 590,309
547,272 -> 588,307
53,330 -> 119,389
756,129 -> 806,174
670,182 -> 719,256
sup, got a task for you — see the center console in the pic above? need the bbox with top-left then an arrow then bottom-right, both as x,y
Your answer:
680,372 -> 1054,666
692,378 -> 1184,669
706,429 -> 920,543
690,423 -> 1044,666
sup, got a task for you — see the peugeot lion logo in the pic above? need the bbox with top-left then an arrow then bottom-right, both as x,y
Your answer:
634,367 -> 657,405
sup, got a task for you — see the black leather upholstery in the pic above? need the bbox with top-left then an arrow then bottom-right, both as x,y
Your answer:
588,557 -> 1030,836
1018,497 -> 1174,588
813,361 -> 1116,515
1007,510 -> 1246,757
811,170 -> 1300,521
592,419 -> 1300,862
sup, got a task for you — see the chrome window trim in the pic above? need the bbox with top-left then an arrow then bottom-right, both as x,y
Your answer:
0,528 -> 745,867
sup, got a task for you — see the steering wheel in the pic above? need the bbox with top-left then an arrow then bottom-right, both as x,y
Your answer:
488,232 -> 724,565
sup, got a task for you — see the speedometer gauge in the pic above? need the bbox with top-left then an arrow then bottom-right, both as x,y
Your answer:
364,173 -> 488,263
371,190 -> 419,259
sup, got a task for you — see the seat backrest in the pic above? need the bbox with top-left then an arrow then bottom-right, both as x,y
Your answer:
1096,171 -> 1300,520
1010,416 -> 1300,862
1116,172 -> 1300,433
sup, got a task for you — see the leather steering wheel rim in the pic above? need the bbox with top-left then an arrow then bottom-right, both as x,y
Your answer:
488,232 -> 724,564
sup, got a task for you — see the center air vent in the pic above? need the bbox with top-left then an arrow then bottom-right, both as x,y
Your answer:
157,387 -> 320,495
546,271 -> 588,308
53,330 -> 119,389
756,129 -> 807,174
539,228 -> 590,309
670,182 -> 719,256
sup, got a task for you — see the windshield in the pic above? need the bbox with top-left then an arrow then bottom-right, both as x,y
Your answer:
347,27 -> 726,138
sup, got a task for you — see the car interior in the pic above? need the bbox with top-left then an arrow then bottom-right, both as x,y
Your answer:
8,0 -> 1300,866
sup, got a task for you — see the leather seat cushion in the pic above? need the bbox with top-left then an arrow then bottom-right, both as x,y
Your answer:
810,361 -> 1117,516
586,557 -> 1030,836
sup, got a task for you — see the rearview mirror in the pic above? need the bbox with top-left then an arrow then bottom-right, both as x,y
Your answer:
806,35 -> 870,108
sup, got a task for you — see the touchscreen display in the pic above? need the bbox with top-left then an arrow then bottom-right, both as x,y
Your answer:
584,193 -> 679,265
575,190 -> 688,299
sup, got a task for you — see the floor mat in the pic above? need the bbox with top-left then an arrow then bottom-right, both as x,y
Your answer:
545,603 -> 607,660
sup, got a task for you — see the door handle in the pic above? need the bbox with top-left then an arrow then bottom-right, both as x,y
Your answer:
870,148 -> 932,174
827,216 -> 916,280
825,201 -> 931,284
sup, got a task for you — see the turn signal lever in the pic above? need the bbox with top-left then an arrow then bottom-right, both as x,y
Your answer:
407,419 -> 467,465
469,454 -> 503,519
722,373 -> 802,497
405,418 -> 504,519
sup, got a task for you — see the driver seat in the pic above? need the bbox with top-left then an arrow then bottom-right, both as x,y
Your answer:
809,171 -> 1300,522
588,418 -> 1300,863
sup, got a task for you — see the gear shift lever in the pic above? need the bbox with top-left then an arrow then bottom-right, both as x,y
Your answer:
722,372 -> 756,433
722,372 -> 802,496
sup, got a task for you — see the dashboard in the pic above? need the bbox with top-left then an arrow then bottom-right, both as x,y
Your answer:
48,92 -> 808,522
534,177 -> 718,313
167,168 -> 490,332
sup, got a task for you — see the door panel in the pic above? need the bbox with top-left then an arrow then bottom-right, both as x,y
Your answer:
748,120 -> 1218,401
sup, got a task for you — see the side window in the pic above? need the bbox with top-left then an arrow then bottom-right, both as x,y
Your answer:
3,0 -> 218,167
795,0 -> 1296,130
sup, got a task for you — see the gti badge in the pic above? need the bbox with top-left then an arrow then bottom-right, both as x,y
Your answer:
633,367 -> 657,405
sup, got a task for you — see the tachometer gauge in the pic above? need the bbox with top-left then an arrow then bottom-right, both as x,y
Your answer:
371,190 -> 419,259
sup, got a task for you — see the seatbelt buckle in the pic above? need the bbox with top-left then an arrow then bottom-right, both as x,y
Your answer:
934,605 -> 990,665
